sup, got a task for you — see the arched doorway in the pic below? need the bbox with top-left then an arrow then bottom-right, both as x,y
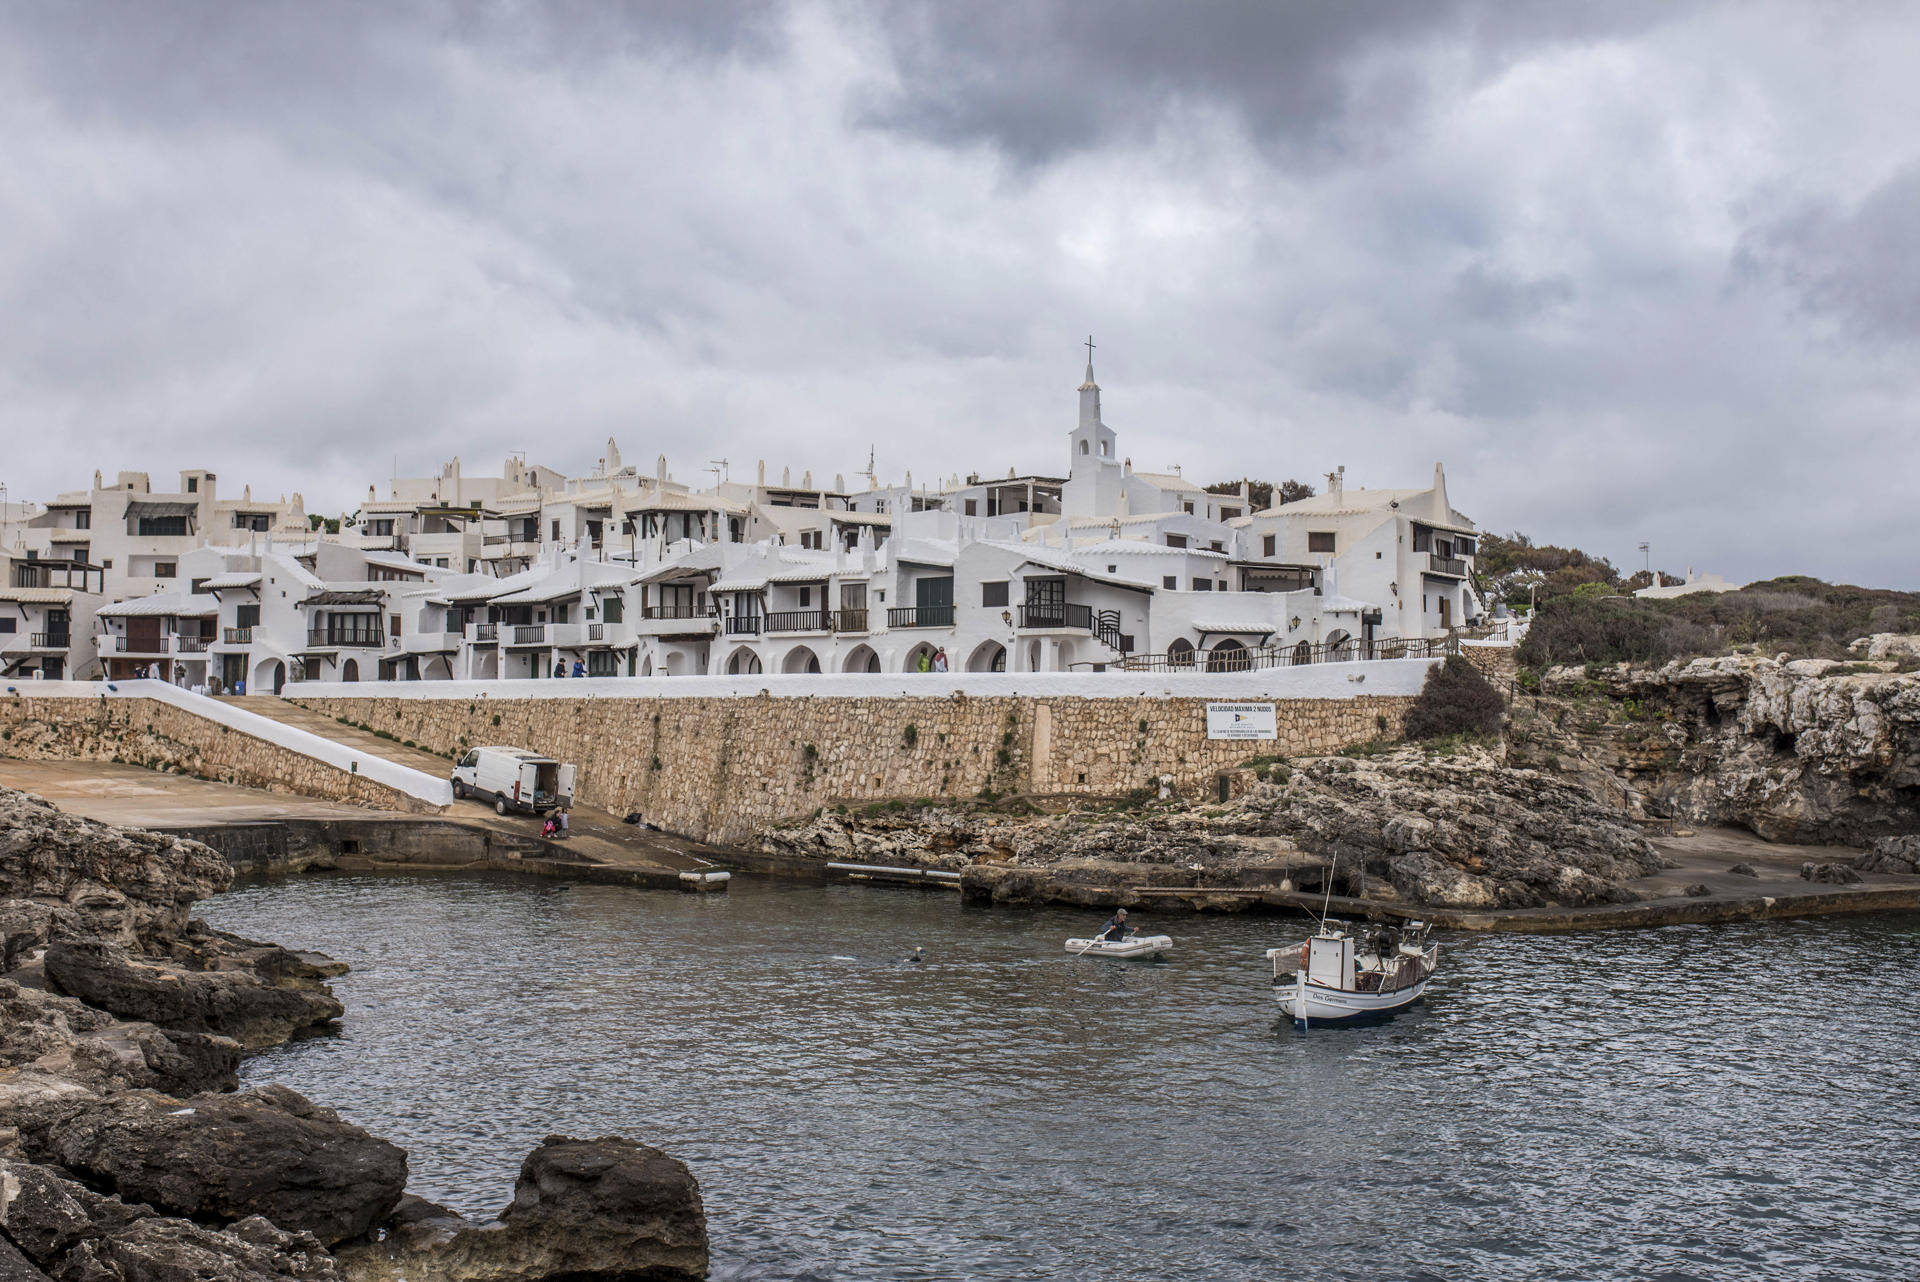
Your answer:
1026,640 -> 1043,672
782,646 -> 821,674
1326,629 -> 1354,661
1168,638 -> 1195,668
1206,639 -> 1250,672
641,657 -> 653,676
726,648 -> 762,676
1292,640 -> 1312,665
341,659 -> 359,682
966,641 -> 1006,672
271,661 -> 287,694
842,644 -> 880,673
901,643 -> 936,673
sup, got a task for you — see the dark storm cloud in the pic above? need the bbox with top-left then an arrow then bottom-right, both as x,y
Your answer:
1,0 -> 1917,591
1738,162 -> 1920,343
859,0 -> 1679,166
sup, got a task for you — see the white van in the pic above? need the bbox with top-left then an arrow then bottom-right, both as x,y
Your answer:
451,746 -> 577,816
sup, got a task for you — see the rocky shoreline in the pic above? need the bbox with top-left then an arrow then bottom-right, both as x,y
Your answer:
759,647 -> 1920,915
0,786 -> 709,1282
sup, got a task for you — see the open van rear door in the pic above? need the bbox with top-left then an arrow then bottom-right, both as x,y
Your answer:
558,764 -> 577,802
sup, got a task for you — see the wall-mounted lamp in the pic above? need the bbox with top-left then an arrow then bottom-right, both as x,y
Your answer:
1000,610 -> 1012,628
1389,582 -> 1399,597
1288,616 -> 1301,632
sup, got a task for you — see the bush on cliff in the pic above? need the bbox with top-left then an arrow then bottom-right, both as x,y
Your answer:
1517,577 -> 1920,668
1403,656 -> 1505,741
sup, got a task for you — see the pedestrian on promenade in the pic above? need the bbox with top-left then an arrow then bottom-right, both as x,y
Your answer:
557,807 -> 570,839
917,649 -> 931,673
571,659 -> 586,678
553,659 -> 566,679
932,647 -> 949,673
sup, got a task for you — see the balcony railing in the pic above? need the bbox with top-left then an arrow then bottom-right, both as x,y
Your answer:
725,615 -> 763,635
175,636 -> 210,653
834,608 -> 868,633
764,609 -> 831,633
223,627 -> 253,644
643,604 -> 704,619
108,635 -> 171,655
30,632 -> 71,649
472,622 -> 498,642
587,622 -> 605,641
512,625 -> 547,645
887,606 -> 954,629
1428,554 -> 1468,577
1017,602 -> 1093,631
307,628 -> 383,648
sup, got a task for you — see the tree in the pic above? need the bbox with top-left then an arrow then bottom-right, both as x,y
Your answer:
1403,656 -> 1505,740
1204,478 -> 1316,511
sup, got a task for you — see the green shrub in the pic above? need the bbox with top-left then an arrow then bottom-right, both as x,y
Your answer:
1404,656 -> 1505,741
902,723 -> 918,748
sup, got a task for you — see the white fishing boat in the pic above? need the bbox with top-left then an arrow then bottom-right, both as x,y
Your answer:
1267,921 -> 1437,1026
1065,934 -> 1173,959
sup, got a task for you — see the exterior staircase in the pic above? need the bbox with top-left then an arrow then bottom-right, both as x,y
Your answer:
219,696 -> 456,778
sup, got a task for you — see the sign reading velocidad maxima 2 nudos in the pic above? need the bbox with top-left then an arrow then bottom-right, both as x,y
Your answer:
1206,702 -> 1278,740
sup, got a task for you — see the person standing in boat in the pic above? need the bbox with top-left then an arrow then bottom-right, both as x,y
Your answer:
1100,908 -> 1134,942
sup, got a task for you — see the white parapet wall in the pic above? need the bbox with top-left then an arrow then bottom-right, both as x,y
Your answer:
284,657 -> 1440,703
4,678 -> 453,809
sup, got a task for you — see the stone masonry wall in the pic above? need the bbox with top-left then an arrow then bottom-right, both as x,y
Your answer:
0,695 -> 439,813
293,691 -> 1416,845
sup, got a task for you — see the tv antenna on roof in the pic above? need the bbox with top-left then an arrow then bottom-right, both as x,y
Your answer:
709,459 -> 730,484
864,444 -> 877,488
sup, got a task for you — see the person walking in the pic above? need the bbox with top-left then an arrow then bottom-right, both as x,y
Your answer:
571,659 -> 586,678
916,649 -> 931,673
932,647 -> 949,673
552,659 -> 566,679
557,806 -> 570,839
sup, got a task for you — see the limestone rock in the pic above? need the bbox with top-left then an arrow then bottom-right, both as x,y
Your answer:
1727,863 -> 1760,877
1799,861 -> 1862,885
0,979 -> 239,1096
337,1135 -> 707,1282
0,1159 -> 340,1282
1854,835 -> 1920,874
19,1085 -> 406,1246
42,939 -> 342,1050
0,792 -> 229,950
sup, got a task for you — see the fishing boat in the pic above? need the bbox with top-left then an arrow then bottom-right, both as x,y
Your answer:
1065,934 -> 1173,960
1267,921 -> 1437,1026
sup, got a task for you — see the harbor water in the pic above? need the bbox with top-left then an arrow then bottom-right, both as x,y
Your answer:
202,873 -> 1920,1281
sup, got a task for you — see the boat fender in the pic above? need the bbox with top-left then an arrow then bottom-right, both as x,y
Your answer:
1299,942 -> 1310,970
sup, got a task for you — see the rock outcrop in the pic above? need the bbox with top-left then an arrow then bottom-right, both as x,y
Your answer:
769,745 -> 1665,911
0,787 -> 709,1280
335,1135 -> 707,1282
16,1085 -> 407,1246
1529,656 -> 1920,844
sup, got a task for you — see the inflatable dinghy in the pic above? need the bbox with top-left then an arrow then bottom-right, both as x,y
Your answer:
1065,934 -> 1173,959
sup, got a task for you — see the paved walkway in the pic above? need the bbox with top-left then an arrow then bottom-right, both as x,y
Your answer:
0,758 -> 719,875
219,696 -> 457,776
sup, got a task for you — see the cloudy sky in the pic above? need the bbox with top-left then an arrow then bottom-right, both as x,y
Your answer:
3,1 -> 1916,586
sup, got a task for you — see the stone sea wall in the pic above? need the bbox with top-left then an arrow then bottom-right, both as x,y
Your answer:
294,691 -> 1418,845
0,694 -> 438,813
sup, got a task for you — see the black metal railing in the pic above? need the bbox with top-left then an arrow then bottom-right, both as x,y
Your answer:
308,626 -> 382,648
643,604 -> 703,619
764,610 -> 831,633
31,632 -> 70,649
1017,601 -> 1092,631
473,622 -> 498,641
1075,635 -> 1455,673
587,622 -> 605,641
887,605 -> 953,628
175,636 -> 210,652
223,626 -> 253,644
834,608 -> 868,632
511,624 -> 546,644
725,615 -> 763,635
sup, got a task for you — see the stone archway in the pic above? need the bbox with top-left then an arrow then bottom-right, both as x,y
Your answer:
966,641 -> 1006,673
842,644 -> 880,673
901,642 -> 936,673
726,647 -> 762,676
782,646 -> 821,674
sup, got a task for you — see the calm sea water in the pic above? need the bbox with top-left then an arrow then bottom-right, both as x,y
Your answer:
201,873 -> 1920,1281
